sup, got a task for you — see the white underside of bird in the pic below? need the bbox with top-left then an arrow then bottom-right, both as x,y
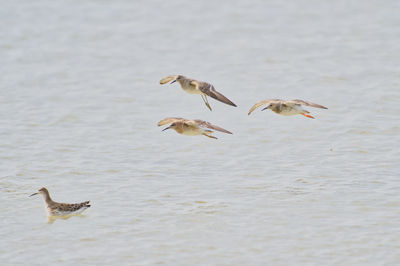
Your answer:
47,206 -> 90,217
275,105 -> 308,116
175,123 -> 212,136
181,85 -> 202,95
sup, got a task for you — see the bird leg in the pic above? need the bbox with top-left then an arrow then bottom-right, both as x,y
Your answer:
201,95 -> 212,111
202,133 -> 217,139
301,113 -> 315,119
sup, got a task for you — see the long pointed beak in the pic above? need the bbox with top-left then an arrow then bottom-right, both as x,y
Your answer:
162,126 -> 171,131
29,192 -> 38,197
261,107 -> 269,111
170,80 -> 176,84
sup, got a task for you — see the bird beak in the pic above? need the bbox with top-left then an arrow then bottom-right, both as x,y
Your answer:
29,192 -> 38,197
170,80 -> 176,84
261,107 -> 268,111
162,126 -> 171,131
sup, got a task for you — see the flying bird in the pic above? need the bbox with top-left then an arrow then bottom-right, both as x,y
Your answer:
160,75 -> 237,111
248,99 -> 327,119
157,117 -> 232,139
30,187 -> 91,217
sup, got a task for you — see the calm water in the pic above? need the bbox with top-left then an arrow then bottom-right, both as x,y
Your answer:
1,0 -> 400,265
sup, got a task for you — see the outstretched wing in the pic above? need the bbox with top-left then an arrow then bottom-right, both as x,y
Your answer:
248,99 -> 283,115
160,75 -> 179,85
288,99 -> 328,109
193,119 -> 232,134
157,117 -> 187,126
191,81 -> 237,107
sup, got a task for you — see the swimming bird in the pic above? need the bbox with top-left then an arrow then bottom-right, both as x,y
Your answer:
248,99 -> 327,118
30,187 -> 90,217
158,117 -> 232,139
159,75 -> 237,111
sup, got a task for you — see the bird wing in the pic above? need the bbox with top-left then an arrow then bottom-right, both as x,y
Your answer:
55,201 -> 90,212
288,99 -> 328,109
191,81 -> 237,107
159,75 -> 179,84
247,99 -> 283,115
193,120 -> 233,134
157,117 -> 187,126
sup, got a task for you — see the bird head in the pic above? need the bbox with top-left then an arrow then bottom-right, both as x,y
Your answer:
171,75 -> 185,84
30,187 -> 48,197
162,123 -> 177,131
261,104 -> 273,111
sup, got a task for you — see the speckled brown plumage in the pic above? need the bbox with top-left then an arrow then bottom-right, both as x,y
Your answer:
248,99 -> 328,118
30,187 -> 90,217
160,75 -> 236,111
158,117 -> 232,139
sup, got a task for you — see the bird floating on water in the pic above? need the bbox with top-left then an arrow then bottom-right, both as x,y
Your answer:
157,117 -> 232,139
248,99 -> 327,119
30,187 -> 90,218
159,75 -> 237,111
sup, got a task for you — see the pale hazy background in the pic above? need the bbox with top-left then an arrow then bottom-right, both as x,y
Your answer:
1,0 -> 400,265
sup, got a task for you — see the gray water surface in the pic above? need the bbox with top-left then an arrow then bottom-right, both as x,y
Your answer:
1,0 -> 400,265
